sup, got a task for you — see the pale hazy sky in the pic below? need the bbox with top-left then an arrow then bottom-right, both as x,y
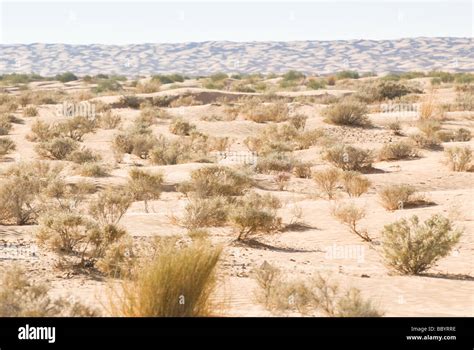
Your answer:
1,0 -> 472,44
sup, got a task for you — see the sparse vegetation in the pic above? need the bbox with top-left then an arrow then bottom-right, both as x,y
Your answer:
378,141 -> 419,161
444,146 -> 472,172
378,184 -> 417,211
332,202 -> 371,242
313,167 -> 341,199
323,145 -> 374,171
382,215 -> 462,275
323,99 -> 371,127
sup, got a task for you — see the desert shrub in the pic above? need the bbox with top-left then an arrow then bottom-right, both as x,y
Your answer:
0,115 -> 13,135
444,146 -> 472,172
456,91 -> 474,111
27,120 -> 58,142
136,80 -> 161,93
230,192 -> 282,241
109,240 -> 221,316
149,134 -> 211,165
180,166 -> 251,198
332,202 -> 371,242
37,211 -> 96,253
356,81 -> 413,102
89,188 -> 133,226
313,167 -> 341,199
307,79 -> 326,90
0,162 -> 61,224
341,171 -> 370,197
96,236 -> 135,278
23,106 -> 38,117
417,119 -> 441,137
293,162 -> 312,178
55,72 -> 78,83
409,133 -> 441,150
254,265 -> 382,316
436,128 -> 471,142
336,71 -> 359,80
152,74 -> 185,84
243,101 -> 289,123
388,121 -> 402,135
94,79 -> 122,93
112,132 -> 157,160
274,172 -> 291,191
127,168 -> 163,212
169,118 -> 196,136
36,137 -> 79,160
139,106 -> 171,122
78,163 -> 109,177
322,99 -> 370,127
382,215 -> 462,275
98,110 -> 121,129
323,144 -> 374,171
289,114 -> 308,131
169,95 -> 202,108
378,141 -> 419,161
0,137 -> 16,157
378,184 -> 417,211
256,152 -> 295,173
183,196 -> 229,229
67,148 -> 100,164
0,266 -> 97,316
56,116 -> 96,141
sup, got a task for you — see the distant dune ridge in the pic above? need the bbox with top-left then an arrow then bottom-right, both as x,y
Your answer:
0,37 -> 472,76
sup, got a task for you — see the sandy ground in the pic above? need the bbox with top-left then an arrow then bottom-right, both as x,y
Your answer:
0,82 -> 473,317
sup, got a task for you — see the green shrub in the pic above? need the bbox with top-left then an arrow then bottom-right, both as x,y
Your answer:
382,215 -> 462,274
336,71 -> 359,80
55,72 -> 78,83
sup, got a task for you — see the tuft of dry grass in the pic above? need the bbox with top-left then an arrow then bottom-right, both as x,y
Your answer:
378,184 -> 417,211
323,99 -> 371,127
378,141 -> 419,161
127,168 -> 163,212
313,167 -> 341,200
332,202 -> 371,242
341,171 -> 371,197
444,146 -> 472,172
108,240 -> 222,317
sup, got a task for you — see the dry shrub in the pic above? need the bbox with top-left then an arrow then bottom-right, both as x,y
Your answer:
109,240 -> 221,316
436,128 -> 471,142
382,214 -> 462,275
127,168 -> 163,212
98,110 -> 121,129
78,163 -> 109,177
409,133 -> 441,150
289,114 -> 308,131
23,105 -> 38,117
0,266 -> 98,316
256,152 -> 295,173
183,196 -> 229,229
341,171 -> 370,197
293,162 -> 312,178
444,146 -> 472,172
378,184 -> 417,211
274,172 -> 291,191
378,141 -> 419,161
112,131 -> 157,160
254,264 -> 382,316
136,80 -> 161,93
0,115 -> 13,135
313,167 -> 341,199
180,166 -> 251,198
36,137 -> 79,160
230,192 -> 282,241
27,120 -> 58,142
332,202 -> 371,242
169,118 -> 196,136
323,144 -> 374,171
169,95 -> 202,108
388,121 -> 402,135
417,119 -> 441,138
67,148 -> 101,164
418,93 -> 443,120
245,124 -> 325,155
323,99 -> 370,127
96,236 -> 135,278
89,188 -> 133,226
0,162 -> 62,224
243,101 -> 289,123
149,134 -> 210,165
56,116 -> 97,141
0,137 -> 16,157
